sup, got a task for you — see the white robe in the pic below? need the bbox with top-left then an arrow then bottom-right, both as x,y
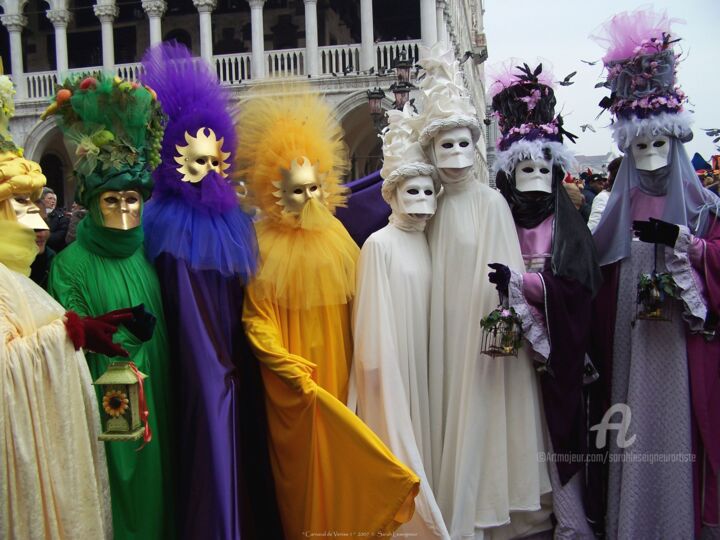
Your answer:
427,176 -> 552,539
351,222 -> 450,539
0,263 -> 111,539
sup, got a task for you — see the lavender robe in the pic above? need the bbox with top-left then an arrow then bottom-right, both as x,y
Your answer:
590,192 -> 720,538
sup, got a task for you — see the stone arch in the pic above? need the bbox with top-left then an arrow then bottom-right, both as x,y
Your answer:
40,153 -> 65,205
24,117 -> 75,204
334,91 -> 393,180
23,116 -> 60,161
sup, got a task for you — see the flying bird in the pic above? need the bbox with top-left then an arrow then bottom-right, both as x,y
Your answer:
558,71 -> 577,86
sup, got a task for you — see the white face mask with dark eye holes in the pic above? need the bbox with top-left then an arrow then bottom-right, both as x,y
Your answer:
432,127 -> 475,169
514,159 -> 553,193
631,135 -> 670,172
395,175 -> 437,219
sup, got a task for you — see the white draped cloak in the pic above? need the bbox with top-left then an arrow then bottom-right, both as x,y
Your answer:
351,223 -> 450,539
427,178 -> 551,539
0,263 -> 111,539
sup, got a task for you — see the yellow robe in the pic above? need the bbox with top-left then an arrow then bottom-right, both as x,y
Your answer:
243,218 -> 419,539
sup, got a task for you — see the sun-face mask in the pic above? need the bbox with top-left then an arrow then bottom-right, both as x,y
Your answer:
11,194 -> 48,230
98,190 -> 142,230
394,175 -> 437,219
631,135 -> 670,172
272,156 -> 326,215
175,127 -> 231,183
514,159 -> 553,193
432,126 -> 475,169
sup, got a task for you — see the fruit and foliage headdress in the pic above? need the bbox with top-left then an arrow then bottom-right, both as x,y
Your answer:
43,72 -> 165,207
0,67 -> 46,214
0,63 -> 20,154
234,84 -> 349,224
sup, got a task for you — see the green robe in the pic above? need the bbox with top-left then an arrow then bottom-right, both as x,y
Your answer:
48,219 -> 174,540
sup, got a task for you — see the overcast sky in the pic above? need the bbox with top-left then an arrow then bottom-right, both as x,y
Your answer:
484,0 -> 720,162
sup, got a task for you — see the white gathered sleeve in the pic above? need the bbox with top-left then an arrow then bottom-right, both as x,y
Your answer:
508,270 -> 550,361
587,190 -> 609,233
351,225 -> 450,539
0,263 -> 111,540
427,180 -> 552,539
664,225 -> 708,331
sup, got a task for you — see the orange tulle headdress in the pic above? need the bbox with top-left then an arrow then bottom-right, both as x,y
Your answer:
234,84 -> 349,224
234,84 -> 358,310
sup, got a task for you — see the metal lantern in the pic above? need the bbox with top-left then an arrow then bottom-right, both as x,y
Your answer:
390,81 -> 412,110
93,361 -> 148,441
394,49 -> 413,84
367,87 -> 385,116
480,305 -> 523,358
635,271 -> 676,323
367,87 -> 387,132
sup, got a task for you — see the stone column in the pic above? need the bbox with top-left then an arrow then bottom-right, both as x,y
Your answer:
93,3 -> 119,71
436,0 -> 448,46
193,0 -> 216,64
1,14 -> 27,99
47,9 -> 72,75
420,0 -> 437,50
142,0 -> 166,46
359,0 -> 374,71
304,0 -> 319,77
248,0 -> 266,79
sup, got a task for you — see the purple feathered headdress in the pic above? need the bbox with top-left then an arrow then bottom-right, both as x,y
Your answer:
489,60 -> 577,175
140,42 -> 237,212
590,8 -> 692,149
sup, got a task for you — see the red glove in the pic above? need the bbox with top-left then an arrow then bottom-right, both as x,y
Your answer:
64,310 -> 130,358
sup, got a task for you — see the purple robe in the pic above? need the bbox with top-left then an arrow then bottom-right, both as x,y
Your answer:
336,171 -> 389,246
509,199 -> 600,539
686,216 -> 720,531
144,199 -> 283,540
516,218 -> 593,485
155,255 -> 282,539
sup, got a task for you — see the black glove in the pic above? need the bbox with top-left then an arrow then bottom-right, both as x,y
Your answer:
488,263 -> 511,296
632,218 -> 680,247
95,304 -> 157,343
123,304 -> 157,343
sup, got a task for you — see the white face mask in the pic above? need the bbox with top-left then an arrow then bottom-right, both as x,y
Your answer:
394,175 -> 437,219
514,159 -> 552,193
432,127 -> 475,169
631,135 -> 670,171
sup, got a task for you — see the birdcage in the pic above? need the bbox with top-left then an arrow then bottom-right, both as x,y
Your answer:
635,271 -> 678,322
481,303 -> 523,357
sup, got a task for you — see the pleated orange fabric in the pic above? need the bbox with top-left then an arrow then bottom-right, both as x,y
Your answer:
242,217 -> 419,540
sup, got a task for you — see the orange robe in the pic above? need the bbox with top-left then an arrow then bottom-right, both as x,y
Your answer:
242,218 -> 419,539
